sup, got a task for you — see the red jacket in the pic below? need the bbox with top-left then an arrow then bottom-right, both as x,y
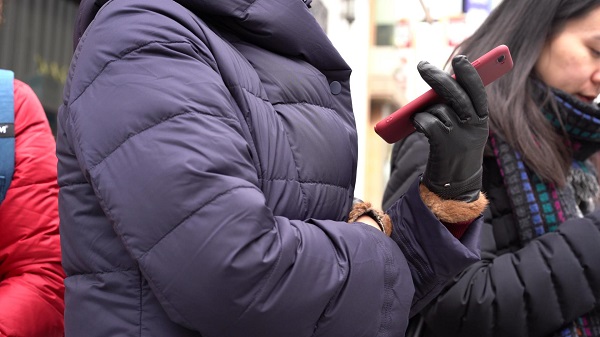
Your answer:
0,80 -> 64,336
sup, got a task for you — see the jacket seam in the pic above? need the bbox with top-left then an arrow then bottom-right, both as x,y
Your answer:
375,233 -> 396,337
87,110 -> 236,171
259,178 -> 348,189
236,216 -> 288,325
273,101 -> 337,113
138,185 -> 257,260
559,229 -> 598,301
139,271 -> 143,337
274,111 -> 310,219
395,224 -> 429,284
239,85 -> 344,203
240,86 -> 337,113
510,251 -> 530,335
239,0 -> 260,15
66,268 -> 137,277
536,239 -> 567,326
310,229 -> 375,337
58,181 -> 89,188
69,40 -> 195,106
137,185 -> 264,330
67,0 -> 114,92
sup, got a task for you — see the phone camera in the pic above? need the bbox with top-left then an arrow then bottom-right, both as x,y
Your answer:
497,55 -> 506,64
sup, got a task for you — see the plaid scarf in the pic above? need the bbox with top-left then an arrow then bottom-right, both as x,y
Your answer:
490,86 -> 600,337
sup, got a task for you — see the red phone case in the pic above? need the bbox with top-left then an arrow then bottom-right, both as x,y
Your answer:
374,45 -> 514,144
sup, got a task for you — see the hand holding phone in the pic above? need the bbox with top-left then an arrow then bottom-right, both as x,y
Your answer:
374,45 -> 513,143
413,55 -> 490,203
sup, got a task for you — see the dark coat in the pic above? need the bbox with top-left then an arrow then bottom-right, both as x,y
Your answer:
384,132 -> 600,337
57,1 -> 481,336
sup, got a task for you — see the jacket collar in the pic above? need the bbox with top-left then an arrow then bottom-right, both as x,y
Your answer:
75,0 -> 348,76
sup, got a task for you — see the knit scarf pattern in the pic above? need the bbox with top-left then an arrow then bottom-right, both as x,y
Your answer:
490,87 -> 600,337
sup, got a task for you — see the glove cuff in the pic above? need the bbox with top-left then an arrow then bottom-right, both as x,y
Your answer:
423,166 -> 483,201
419,183 -> 488,223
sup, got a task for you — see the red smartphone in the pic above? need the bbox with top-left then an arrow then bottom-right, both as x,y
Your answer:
374,45 -> 513,144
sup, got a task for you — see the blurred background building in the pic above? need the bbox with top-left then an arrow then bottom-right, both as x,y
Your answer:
0,0 -> 500,209
0,0 -> 79,133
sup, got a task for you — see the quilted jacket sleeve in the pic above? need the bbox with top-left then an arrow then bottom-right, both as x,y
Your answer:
382,132 -> 483,318
407,156 -> 600,337
0,80 -> 64,337
422,209 -> 600,337
59,3 -> 481,337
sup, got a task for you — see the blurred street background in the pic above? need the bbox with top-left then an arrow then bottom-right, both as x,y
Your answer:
0,0 -> 501,208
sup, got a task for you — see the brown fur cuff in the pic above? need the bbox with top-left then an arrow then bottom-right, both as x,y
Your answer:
419,184 -> 489,223
348,201 -> 393,237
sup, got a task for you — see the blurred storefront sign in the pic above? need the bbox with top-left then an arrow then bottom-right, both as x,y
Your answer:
463,0 -> 493,40
464,0 -> 493,13
447,16 -> 468,47
394,19 -> 412,48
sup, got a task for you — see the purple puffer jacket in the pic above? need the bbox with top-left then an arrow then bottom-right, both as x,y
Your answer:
57,0 -> 481,336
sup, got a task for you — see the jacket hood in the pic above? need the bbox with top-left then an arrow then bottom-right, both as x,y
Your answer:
74,0 -> 347,74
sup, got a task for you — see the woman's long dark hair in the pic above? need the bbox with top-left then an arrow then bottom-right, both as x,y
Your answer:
451,0 -> 600,186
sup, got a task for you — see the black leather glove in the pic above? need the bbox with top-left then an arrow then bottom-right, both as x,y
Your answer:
412,55 -> 489,202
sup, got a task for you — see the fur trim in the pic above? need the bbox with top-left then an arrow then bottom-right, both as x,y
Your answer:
348,201 -> 393,236
419,184 -> 489,223
380,214 -> 393,237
